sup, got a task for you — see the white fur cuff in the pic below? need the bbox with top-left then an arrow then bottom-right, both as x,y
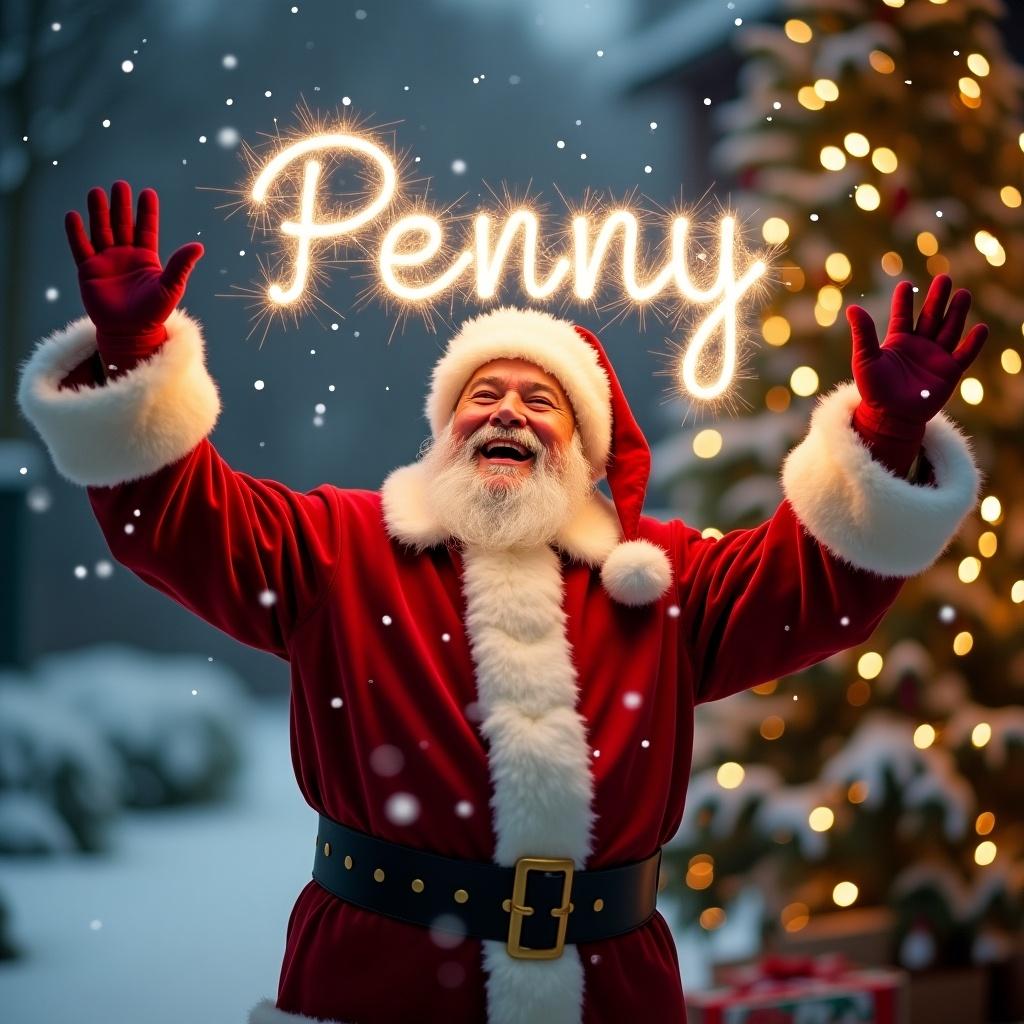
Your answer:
781,381 -> 981,579
16,309 -> 221,487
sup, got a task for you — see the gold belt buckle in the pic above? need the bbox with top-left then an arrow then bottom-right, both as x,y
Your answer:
506,856 -> 575,960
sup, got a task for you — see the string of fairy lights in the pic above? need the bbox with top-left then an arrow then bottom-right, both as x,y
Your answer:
679,2 -> 1020,935
688,674 -> 1005,932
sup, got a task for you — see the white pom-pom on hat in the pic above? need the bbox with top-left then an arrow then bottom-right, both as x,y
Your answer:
601,539 -> 673,607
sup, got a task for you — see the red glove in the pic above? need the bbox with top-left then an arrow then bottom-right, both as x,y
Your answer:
846,275 -> 988,477
65,181 -> 204,380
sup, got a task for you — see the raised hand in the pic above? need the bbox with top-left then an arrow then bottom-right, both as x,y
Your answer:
65,181 -> 204,361
846,275 -> 988,425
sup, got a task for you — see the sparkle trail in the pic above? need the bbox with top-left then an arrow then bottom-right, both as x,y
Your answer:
249,129 -> 767,400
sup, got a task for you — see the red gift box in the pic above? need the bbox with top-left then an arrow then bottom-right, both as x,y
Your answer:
687,953 -> 907,1024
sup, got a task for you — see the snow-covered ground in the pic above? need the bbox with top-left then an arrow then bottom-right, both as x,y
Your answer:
1,699 -> 740,1022
1,699 -> 316,1023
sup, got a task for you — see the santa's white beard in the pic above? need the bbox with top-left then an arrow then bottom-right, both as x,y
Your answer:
419,421 -> 595,551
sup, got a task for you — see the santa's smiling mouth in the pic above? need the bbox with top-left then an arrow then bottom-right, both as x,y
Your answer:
478,440 -> 535,463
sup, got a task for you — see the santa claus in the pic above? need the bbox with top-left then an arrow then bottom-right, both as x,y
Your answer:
18,183 -> 985,1023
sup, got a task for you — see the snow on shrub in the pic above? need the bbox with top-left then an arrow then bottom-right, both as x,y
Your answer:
35,644 -> 249,808
0,673 -> 121,854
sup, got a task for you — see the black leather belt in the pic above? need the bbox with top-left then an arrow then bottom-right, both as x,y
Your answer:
313,814 -> 662,960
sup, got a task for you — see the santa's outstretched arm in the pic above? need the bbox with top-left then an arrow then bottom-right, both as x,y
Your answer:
17,182 -> 341,659
671,276 -> 986,704
846,274 -> 987,479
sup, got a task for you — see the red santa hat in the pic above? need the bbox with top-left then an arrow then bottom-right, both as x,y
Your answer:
426,306 -> 672,606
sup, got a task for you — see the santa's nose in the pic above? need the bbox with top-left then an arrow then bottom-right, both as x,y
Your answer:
490,397 -> 527,429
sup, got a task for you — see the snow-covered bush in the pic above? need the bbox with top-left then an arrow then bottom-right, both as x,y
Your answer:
35,644 -> 249,808
0,674 -> 121,854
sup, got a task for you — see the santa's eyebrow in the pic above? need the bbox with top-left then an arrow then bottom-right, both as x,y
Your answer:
468,376 -> 562,402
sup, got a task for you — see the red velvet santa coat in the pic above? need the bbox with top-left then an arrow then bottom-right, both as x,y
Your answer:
18,311 -> 981,1024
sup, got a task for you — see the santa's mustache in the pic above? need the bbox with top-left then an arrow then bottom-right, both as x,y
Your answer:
458,424 -> 545,463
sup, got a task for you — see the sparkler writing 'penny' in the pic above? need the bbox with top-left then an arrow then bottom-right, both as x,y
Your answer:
249,128 -> 767,400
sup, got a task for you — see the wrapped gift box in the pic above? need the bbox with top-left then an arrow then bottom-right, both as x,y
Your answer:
688,953 -> 907,1024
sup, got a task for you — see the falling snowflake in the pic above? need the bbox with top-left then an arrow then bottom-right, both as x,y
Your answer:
259,589 -> 277,607
429,914 -> 466,950
438,962 -> 465,989
369,744 -> 404,777
385,792 -> 420,826
26,486 -> 51,513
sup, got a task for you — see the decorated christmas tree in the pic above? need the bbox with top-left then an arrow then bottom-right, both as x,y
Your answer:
655,0 -> 1024,974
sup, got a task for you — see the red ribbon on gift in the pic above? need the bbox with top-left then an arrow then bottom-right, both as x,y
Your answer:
724,953 -> 853,993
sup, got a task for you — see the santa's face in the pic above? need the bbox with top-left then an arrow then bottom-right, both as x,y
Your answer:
421,359 -> 592,550
451,358 -> 576,487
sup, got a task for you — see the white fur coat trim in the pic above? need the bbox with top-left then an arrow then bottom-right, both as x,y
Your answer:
781,381 -> 981,578
462,542 -> 596,1024
250,544 -> 600,1024
249,999 -> 351,1023
380,459 -> 621,567
16,309 -> 221,488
